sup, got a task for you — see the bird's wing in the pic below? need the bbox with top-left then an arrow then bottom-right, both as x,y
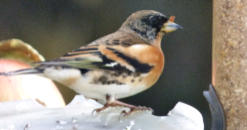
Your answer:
35,35 -> 144,72
36,45 -> 103,69
36,31 -> 155,74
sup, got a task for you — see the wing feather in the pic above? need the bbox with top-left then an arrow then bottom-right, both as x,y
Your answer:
35,32 -> 152,73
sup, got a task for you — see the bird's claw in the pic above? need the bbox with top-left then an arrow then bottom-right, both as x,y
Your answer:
120,106 -> 153,116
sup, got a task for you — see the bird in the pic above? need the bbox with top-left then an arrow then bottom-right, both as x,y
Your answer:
0,10 -> 182,112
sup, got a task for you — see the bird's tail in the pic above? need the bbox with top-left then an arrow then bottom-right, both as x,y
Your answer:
0,68 -> 41,76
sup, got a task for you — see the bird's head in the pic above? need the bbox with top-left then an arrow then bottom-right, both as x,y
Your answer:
120,10 -> 182,43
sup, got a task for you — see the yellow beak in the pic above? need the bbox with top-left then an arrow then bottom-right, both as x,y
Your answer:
161,21 -> 183,33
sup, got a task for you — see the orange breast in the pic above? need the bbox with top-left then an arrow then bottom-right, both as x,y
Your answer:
126,44 -> 165,88
100,43 -> 165,88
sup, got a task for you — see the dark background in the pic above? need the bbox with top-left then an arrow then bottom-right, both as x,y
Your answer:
0,0 -> 212,129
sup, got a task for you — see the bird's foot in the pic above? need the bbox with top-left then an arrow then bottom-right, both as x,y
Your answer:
94,102 -> 121,113
120,105 -> 152,116
94,100 -> 152,116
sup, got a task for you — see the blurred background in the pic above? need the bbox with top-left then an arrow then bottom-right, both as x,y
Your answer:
0,0 -> 212,129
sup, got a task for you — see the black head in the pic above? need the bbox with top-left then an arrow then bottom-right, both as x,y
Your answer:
120,10 -> 169,42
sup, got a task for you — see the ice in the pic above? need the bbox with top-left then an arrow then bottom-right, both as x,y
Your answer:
0,95 -> 204,130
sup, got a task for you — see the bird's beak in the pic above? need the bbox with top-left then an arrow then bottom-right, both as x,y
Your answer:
161,16 -> 183,33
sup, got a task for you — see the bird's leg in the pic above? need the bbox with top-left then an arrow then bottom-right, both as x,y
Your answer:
95,94 -> 152,115
94,94 -> 116,112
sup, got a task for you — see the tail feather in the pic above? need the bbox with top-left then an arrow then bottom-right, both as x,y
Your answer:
0,68 -> 41,76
